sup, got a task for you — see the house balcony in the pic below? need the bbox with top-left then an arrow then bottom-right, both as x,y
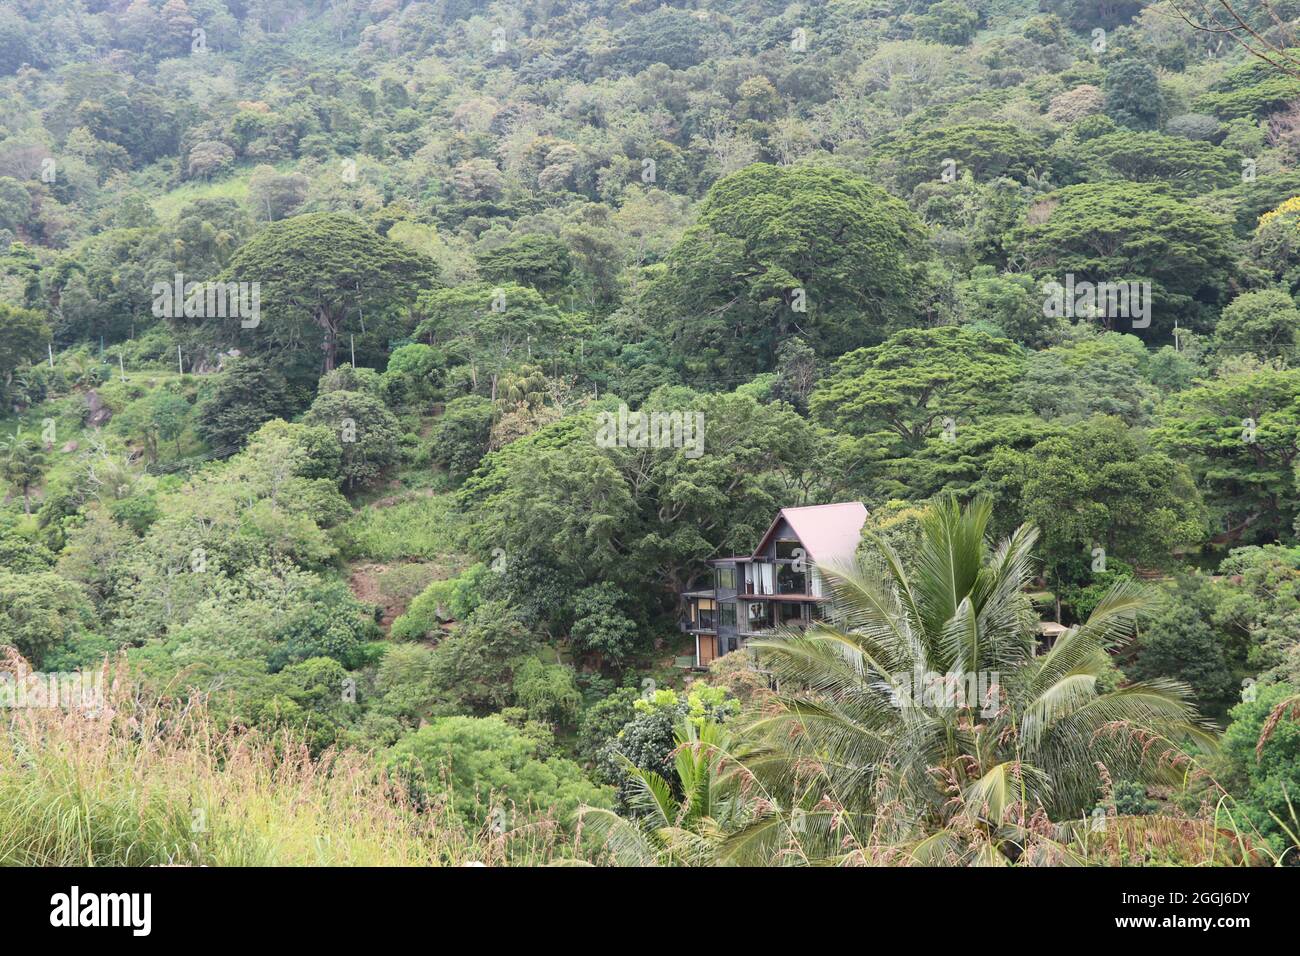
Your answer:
678,614 -> 717,634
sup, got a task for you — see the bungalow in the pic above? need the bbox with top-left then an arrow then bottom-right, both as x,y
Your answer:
679,502 -> 869,667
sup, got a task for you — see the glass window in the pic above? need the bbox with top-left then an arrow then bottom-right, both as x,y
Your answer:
695,598 -> 716,629
721,602 -> 736,627
775,540 -> 801,560
715,567 -> 737,590
778,602 -> 807,625
778,564 -> 807,594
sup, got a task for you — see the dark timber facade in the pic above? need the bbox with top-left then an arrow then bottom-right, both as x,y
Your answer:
680,502 -> 869,667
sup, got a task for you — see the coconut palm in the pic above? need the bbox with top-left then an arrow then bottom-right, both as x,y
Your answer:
0,433 -> 46,515
580,718 -> 745,866
721,497 -> 1216,865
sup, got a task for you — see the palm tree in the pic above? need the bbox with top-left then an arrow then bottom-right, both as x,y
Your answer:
1,434 -> 46,515
580,718 -> 746,866
721,497 -> 1216,865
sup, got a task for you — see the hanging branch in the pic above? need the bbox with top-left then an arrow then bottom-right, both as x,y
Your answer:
1166,0 -> 1300,75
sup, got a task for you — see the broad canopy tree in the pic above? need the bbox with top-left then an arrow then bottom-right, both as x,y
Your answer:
1155,367 -> 1300,545
412,283 -> 580,401
811,326 -> 1027,448
1016,181 -> 1235,338
644,164 -> 928,383
991,415 -> 1207,584
222,212 -> 437,373
458,386 -> 833,636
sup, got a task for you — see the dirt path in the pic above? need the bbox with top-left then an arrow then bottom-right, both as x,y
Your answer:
346,562 -> 413,632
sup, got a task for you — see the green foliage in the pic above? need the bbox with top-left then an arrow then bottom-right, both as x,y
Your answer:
460,388 -> 828,633
1217,683 -> 1300,860
645,164 -> 927,380
386,715 -> 612,826
266,578 -> 378,671
1155,366 -> 1300,544
475,234 -> 573,293
337,493 -> 458,562
424,600 -> 538,713
1102,781 -> 1159,817
1104,60 -> 1165,130
1213,545 -> 1300,686
0,569 -> 94,667
511,656 -> 582,726
812,326 -> 1026,447
390,563 -> 488,641
957,269 -> 1065,350
1213,289 -> 1300,363
569,582 -> 640,665
912,0 -> 979,46
428,395 -> 493,485
1,433 -> 47,515
1015,332 -> 1156,426
302,387 -> 401,491
992,416 -> 1206,584
881,122 -> 1046,193
1066,130 -> 1239,196
576,686 -> 639,769
615,8 -> 715,72
381,343 -> 443,409
0,303 -> 49,401
221,213 -> 437,373
412,284 -> 577,401
371,642 -> 443,731
596,682 -> 738,812
1132,583 -> 1243,722
196,358 -> 303,451
1016,181 -> 1235,336
725,498 -> 1214,864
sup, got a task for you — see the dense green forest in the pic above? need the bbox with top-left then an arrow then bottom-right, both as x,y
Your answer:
1,0 -> 1299,867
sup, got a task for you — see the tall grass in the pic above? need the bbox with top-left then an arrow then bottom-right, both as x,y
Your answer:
337,493 -> 462,562
0,659 -> 578,866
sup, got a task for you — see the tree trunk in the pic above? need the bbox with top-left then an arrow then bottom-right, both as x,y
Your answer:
319,310 -> 339,372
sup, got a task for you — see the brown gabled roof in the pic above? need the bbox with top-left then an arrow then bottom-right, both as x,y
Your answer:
751,502 -> 869,565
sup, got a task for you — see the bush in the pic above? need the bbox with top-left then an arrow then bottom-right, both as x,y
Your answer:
337,493 -> 458,561
385,715 -> 611,827
196,358 -> 302,452
511,656 -> 581,726
303,389 -> 401,491
1217,683 -> 1300,862
390,563 -> 488,640
569,582 -> 640,665
428,395 -> 493,485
